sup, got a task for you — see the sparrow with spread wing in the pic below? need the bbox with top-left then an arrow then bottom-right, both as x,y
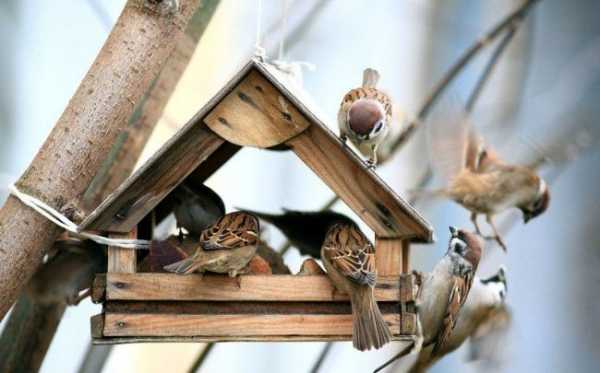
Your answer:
427,105 -> 550,251
338,68 -> 392,168
241,208 -> 354,259
321,222 -> 392,351
164,212 -> 259,277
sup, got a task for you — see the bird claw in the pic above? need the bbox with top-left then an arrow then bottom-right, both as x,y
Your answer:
366,160 -> 377,170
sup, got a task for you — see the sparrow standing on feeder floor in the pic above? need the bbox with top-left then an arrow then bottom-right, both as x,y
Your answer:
164,212 -> 259,277
427,105 -> 550,251
321,222 -> 392,351
338,68 -> 392,168
241,208 -> 355,259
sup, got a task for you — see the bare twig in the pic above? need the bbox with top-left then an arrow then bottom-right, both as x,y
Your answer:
309,342 -> 334,373
465,22 -> 520,112
188,343 -> 215,373
387,0 -> 540,154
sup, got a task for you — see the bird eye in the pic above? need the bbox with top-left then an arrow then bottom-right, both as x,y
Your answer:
373,121 -> 384,133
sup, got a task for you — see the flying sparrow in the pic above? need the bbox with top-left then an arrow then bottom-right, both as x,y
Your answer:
240,208 -> 354,259
338,68 -> 392,168
164,212 -> 259,277
172,183 -> 225,238
407,267 -> 508,373
427,105 -> 550,251
321,222 -> 392,351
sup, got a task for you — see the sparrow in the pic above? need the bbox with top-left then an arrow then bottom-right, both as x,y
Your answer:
415,227 -> 483,354
164,212 -> 259,277
172,183 -> 225,237
240,208 -> 354,259
338,68 -> 392,168
321,222 -> 392,351
27,239 -> 106,305
407,267 -> 508,373
427,105 -> 550,251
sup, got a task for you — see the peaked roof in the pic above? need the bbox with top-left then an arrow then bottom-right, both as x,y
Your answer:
80,59 -> 433,243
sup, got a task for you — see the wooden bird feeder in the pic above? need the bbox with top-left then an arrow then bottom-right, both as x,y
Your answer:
86,58 -> 434,344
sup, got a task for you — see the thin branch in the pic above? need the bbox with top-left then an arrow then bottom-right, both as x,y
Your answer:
309,342 -> 334,373
188,343 -> 215,373
78,344 -> 113,373
466,22 -> 520,112
387,0 -> 540,154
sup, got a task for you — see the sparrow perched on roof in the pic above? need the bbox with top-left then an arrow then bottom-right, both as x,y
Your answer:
407,267 -> 508,373
164,212 -> 259,277
240,208 -> 354,259
427,105 -> 550,251
321,222 -> 392,351
415,227 -> 483,356
172,183 -> 225,237
338,68 -> 392,168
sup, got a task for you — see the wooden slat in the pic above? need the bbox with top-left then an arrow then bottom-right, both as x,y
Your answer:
375,237 -> 402,276
103,313 -> 401,337
107,230 -> 137,273
104,300 -> 399,315
80,125 -> 225,232
93,335 -> 415,344
204,70 -> 311,148
287,125 -> 431,239
106,273 -> 400,302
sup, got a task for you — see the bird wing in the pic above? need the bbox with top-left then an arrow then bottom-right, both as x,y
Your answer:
468,305 -> 512,365
200,212 -> 259,251
322,224 -> 376,287
432,273 -> 474,355
426,100 -> 472,184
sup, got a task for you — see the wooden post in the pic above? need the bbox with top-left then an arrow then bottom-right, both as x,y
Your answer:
107,228 -> 137,273
402,240 -> 411,273
375,237 -> 403,277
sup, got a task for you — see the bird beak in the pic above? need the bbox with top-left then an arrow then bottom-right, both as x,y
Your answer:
522,212 -> 531,224
449,226 -> 458,237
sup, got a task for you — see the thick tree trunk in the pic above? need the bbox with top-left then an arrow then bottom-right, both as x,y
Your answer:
0,0 -> 201,320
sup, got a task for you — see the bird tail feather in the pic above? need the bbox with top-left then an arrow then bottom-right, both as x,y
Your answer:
351,288 -> 392,351
163,257 -> 201,274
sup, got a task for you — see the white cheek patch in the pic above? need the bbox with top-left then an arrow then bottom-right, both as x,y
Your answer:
538,179 -> 547,197
450,237 -> 467,254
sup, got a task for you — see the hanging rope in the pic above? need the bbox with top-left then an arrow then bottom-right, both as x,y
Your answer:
9,185 -> 151,249
254,0 -> 266,60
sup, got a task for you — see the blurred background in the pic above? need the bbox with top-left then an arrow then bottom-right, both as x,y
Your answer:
1,0 -> 599,372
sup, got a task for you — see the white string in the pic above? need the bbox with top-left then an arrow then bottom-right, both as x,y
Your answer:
9,185 -> 151,249
270,0 -> 316,87
254,0 -> 266,60
278,0 -> 288,61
